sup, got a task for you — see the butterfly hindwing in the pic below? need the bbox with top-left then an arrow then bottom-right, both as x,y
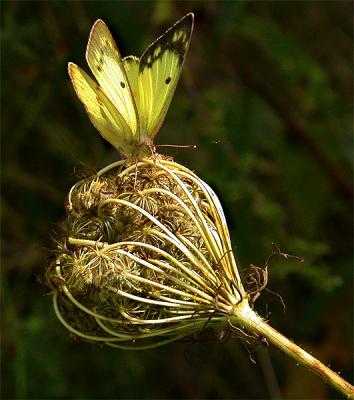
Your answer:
123,56 -> 140,101
86,19 -> 139,140
68,62 -> 135,155
138,13 -> 194,141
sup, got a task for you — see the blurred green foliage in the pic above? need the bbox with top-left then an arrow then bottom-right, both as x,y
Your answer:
1,1 -> 352,399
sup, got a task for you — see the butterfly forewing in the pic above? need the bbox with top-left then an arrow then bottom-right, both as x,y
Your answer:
68,62 -> 135,155
138,13 -> 194,141
86,19 -> 139,139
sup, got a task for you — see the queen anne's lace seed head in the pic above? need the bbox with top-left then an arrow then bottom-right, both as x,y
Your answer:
45,155 -> 247,349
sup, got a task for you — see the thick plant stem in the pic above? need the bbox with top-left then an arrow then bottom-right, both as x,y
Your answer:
232,302 -> 354,399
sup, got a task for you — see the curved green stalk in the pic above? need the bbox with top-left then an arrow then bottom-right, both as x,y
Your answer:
232,301 -> 354,399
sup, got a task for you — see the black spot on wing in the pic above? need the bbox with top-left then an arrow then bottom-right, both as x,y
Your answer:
120,82 -> 126,88
139,13 -> 193,72
165,77 -> 171,84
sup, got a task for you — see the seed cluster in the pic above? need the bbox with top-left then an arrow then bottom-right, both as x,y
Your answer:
45,156 -> 245,349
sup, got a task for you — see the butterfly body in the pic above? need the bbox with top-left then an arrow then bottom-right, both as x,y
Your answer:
68,13 -> 194,158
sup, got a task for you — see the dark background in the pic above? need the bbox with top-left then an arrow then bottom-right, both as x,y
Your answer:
1,1 -> 353,399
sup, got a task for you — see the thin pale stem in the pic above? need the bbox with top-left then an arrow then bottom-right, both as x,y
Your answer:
114,249 -> 211,304
147,228 -> 219,286
232,302 -> 354,399
67,236 -> 219,303
142,159 -> 223,264
138,187 -> 219,275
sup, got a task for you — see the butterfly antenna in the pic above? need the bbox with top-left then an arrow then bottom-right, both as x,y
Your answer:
155,144 -> 197,150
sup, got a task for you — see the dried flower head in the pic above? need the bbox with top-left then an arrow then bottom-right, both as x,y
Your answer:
45,155 -> 250,349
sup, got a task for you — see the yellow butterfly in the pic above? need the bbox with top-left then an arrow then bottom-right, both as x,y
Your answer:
68,13 -> 194,158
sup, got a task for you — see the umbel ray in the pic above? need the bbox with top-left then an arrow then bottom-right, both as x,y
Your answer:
44,12 -> 354,399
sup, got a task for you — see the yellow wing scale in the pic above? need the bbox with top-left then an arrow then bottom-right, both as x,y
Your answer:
68,13 -> 194,157
122,56 -> 140,101
138,14 -> 194,140
86,20 -> 139,137
68,63 -> 136,155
